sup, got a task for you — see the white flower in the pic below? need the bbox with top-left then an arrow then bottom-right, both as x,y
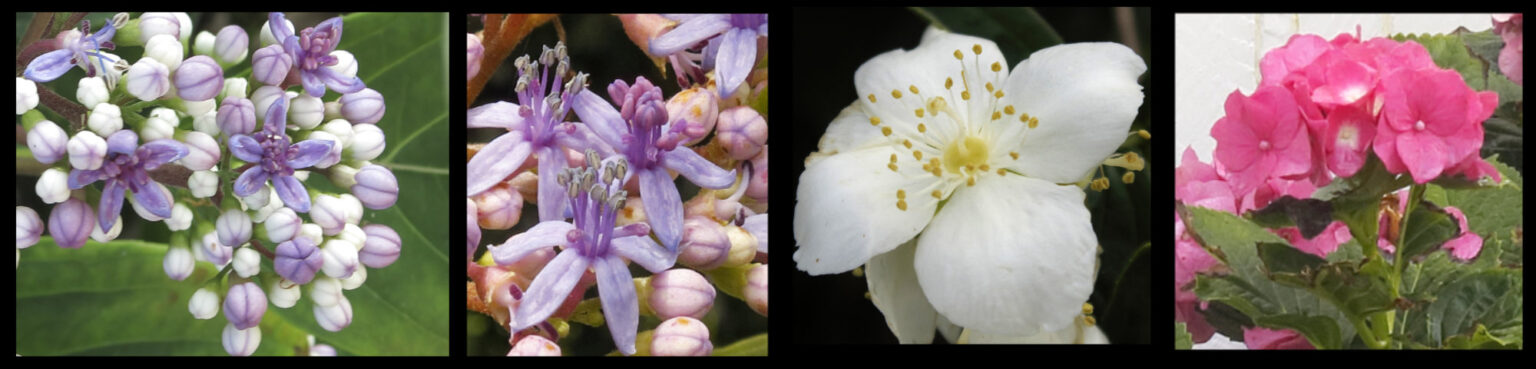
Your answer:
793,28 -> 1144,338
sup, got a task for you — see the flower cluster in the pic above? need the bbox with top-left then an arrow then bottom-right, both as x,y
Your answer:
18,12 -> 399,356
467,14 -> 767,356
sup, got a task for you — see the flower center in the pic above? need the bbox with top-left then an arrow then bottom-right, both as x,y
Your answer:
1258,140 -> 1271,151
942,135 -> 990,175
1414,120 -> 1426,131
1336,124 -> 1358,149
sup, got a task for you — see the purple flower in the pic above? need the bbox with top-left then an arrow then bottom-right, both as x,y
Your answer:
269,13 -> 365,97
488,153 -> 676,355
648,14 -> 766,97
275,237 -> 324,285
228,98 -> 335,212
467,42 -> 606,223
572,76 -> 736,251
67,130 -> 188,231
24,19 -> 117,82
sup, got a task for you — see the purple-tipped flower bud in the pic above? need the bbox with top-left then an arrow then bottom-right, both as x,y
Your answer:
290,95 -> 325,129
716,106 -> 767,160
163,244 -> 194,281
126,58 -> 171,101
359,224 -> 401,268
352,165 -> 399,210
175,56 -> 224,101
348,123 -> 386,161
217,98 -> 256,136
89,215 -> 122,243
472,184 -> 521,230
144,34 -> 184,71
167,203 -> 193,231
745,263 -> 767,316
321,239 -> 359,279
328,50 -> 359,80
67,131 -> 107,170
35,168 -> 71,204
189,170 -> 219,198
746,147 -> 768,202
507,335 -> 561,356
251,45 -> 291,86
178,131 -> 220,171
649,268 -> 715,320
224,281 -> 268,330
27,120 -> 68,164
339,265 -> 367,290
264,207 -> 301,243
310,276 -> 344,308
222,323 -> 261,357
651,317 -> 712,356
200,231 -> 233,267
141,108 -> 176,142
233,247 -> 262,278
214,25 -> 249,66
466,199 -> 480,261
274,237 -> 324,284
18,77 -> 39,114
310,344 -> 336,356
310,195 -> 348,236
313,295 -> 353,332
339,88 -> 385,124
137,12 -> 181,44
49,198 -> 95,249
677,216 -> 730,270
269,278 -> 301,309
87,104 -> 123,137
189,287 -> 220,319
217,208 -> 252,247
75,77 -> 108,110
467,34 -> 483,80
17,206 -> 44,249
665,87 -> 720,146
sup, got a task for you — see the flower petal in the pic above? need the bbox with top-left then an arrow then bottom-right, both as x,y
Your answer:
106,130 -> 140,156
286,139 -> 335,169
233,167 -> 269,198
999,42 -> 1146,184
1396,132 -> 1448,184
854,28 -> 1000,134
467,101 -> 524,130
228,135 -> 265,163
793,146 -> 942,275
865,240 -> 939,343
316,17 -> 344,48
98,179 -> 127,231
914,175 -> 1096,336
137,139 -> 189,169
465,131 -> 531,197
963,321 -> 1107,344
610,235 -> 674,274
571,89 -> 627,147
489,221 -> 574,266
639,167 -> 684,251
536,146 -> 568,222
809,103 -> 887,167
713,27 -> 757,97
512,250 -> 589,330
593,255 -> 639,355
68,168 -> 104,189
300,68 -> 327,98
272,174 -> 311,213
129,178 -> 173,219
24,49 -> 77,82
649,15 -> 730,56
742,214 -> 767,254
663,148 -> 735,189
269,13 -> 294,43
265,96 -> 289,133
317,68 -> 365,95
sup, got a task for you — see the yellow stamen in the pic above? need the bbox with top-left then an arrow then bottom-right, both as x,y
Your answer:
909,85 -> 919,95
994,90 -> 1004,99
1020,113 -> 1031,123
917,123 -> 926,133
896,200 -> 907,211
1004,105 -> 1015,115
961,91 -> 971,100
991,111 -> 1002,121
881,127 -> 892,136
966,176 -> 976,186
931,190 -> 942,199
913,151 -> 923,160
972,44 -> 982,55
945,77 -> 953,89
915,109 -> 925,118
997,168 -> 1007,176
1122,172 -> 1135,184
1083,316 -> 1096,326
889,154 -> 897,163
869,117 -> 881,126
1029,117 -> 1039,129
953,50 -> 963,60
868,94 -> 876,103
985,82 -> 994,93
902,139 -> 912,149
887,163 -> 898,172
896,189 -> 906,199
1009,152 -> 1019,160
991,62 -> 1001,72
1138,129 -> 1151,140
891,89 -> 902,99
979,164 -> 990,171
1083,302 -> 1094,315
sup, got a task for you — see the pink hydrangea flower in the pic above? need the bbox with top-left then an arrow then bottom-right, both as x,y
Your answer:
1373,67 -> 1497,183
1210,86 -> 1313,197
1273,221 -> 1352,258
1442,206 -> 1483,261
1493,14 -> 1523,84
1243,327 -> 1315,350
1174,212 -> 1219,343
1260,34 -> 1330,88
1445,154 -> 1503,183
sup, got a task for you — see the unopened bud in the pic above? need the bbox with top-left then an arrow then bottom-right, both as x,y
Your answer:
138,13 -> 181,44
213,25 -> 249,66
217,208 -> 253,247
189,170 -> 220,198
313,295 -> 354,332
340,88 -> 385,124
224,281 -> 268,330
348,123 -> 386,161
67,131 -> 108,170
75,77 -> 109,109
359,224 -> 402,268
269,278 -> 301,309
87,103 -> 123,136
27,121 -> 68,165
251,45 -> 292,86
651,317 -> 712,356
48,198 -> 95,249
218,98 -> 256,136
176,56 -> 224,101
290,95 -> 325,129
125,58 -> 171,101
648,269 -> 715,320
222,323 -> 261,356
144,34 -> 184,71
744,263 -> 767,316
178,131 -> 221,171
141,108 -> 177,142
678,216 -> 730,270
189,287 -> 221,320
17,207 -> 43,249
89,215 -> 123,242
327,50 -> 358,80
275,237 -> 324,284
18,77 -> 39,114
473,184 -> 523,230
507,335 -> 561,356
321,239 -> 359,279
233,247 -> 262,278
167,203 -> 194,231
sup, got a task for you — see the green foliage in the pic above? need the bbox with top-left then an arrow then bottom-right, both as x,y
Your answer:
712,333 -> 768,356
1175,323 -> 1193,349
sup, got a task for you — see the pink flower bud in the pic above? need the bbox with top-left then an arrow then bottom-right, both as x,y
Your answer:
507,335 -> 561,356
472,183 -> 523,230
467,33 -> 483,81
649,268 -> 715,320
744,264 -> 767,316
651,317 -> 712,356
665,87 -> 719,146
716,106 -> 767,160
678,216 -> 729,270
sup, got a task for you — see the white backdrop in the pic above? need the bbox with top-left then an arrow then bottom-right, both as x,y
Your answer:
1173,14 -> 1498,164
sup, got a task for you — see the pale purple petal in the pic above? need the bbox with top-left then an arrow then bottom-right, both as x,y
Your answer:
128,178 -> 173,219
489,221 -> 575,266
512,250 -> 590,330
265,96 -> 289,133
269,13 -> 294,43
106,130 -> 139,156
287,139 -> 335,169
272,174 -> 311,213
467,101 -> 524,130
136,139 -> 189,169
274,238 -> 323,284
554,123 -> 616,158
639,168 -> 683,251
228,135 -> 265,162
714,27 -> 757,97
24,49 -> 77,82
91,21 -> 117,43
594,255 -> 639,355
663,148 -> 736,189
610,235 -> 675,273
571,89 -> 627,147
300,67 -> 327,98
98,179 -> 127,230
315,17 -> 344,49
649,15 -> 731,56
68,169 -> 104,189
466,131 -> 532,196
233,167 -> 269,197
316,68 -> 365,95
743,214 -> 767,253
536,146 -> 568,222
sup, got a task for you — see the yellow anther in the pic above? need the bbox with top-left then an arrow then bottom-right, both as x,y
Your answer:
887,163 -> 899,172
881,127 -> 893,136
1020,113 -> 1031,123
917,123 -> 926,133
1082,302 -> 1094,315
1083,316 -> 1097,326
994,90 -> 1005,99
997,168 -> 1007,176
891,89 -> 902,99
922,163 -> 931,171
1009,152 -> 1019,160
915,109 -> 925,118
1029,117 -> 1039,129
902,139 -> 912,149
961,91 -> 971,100
985,82 -> 994,92
931,190 -> 942,199
945,77 -> 953,89
896,189 -> 906,199
991,111 -> 1002,121
972,44 -> 982,55
991,62 -> 1002,72
896,200 -> 907,211
953,49 -> 963,60
909,85 -> 919,94
1122,172 -> 1134,184
1004,105 -> 1015,115
1137,129 -> 1151,140
1103,152 -> 1145,171
1125,152 -> 1140,164
966,176 -> 976,186
889,154 -> 897,163
868,94 -> 876,103
979,164 -> 990,171
913,151 -> 923,160
852,266 -> 864,277
869,117 -> 881,126
1090,177 -> 1110,191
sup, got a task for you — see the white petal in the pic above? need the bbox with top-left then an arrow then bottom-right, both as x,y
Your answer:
806,103 -> 884,167
854,28 -> 1008,139
961,319 -> 1107,344
793,146 -> 942,275
998,42 -> 1145,183
864,240 -> 937,344
915,174 -> 1096,336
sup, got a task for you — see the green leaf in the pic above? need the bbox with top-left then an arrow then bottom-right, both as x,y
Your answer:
262,12 -> 450,356
912,7 -> 1063,65
1311,257 -> 1395,319
1175,323 -> 1193,350
1257,242 -> 1326,288
17,238 -> 308,355
1247,196 -> 1334,239
711,333 -> 767,356
1253,314 -> 1340,349
1444,325 -> 1520,349
1397,201 -> 1458,262
1408,270 -> 1521,346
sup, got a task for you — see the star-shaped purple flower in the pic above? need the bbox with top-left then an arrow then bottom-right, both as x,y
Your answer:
67,130 -> 187,231
228,97 -> 334,212
489,153 -> 675,356
24,19 -> 117,82
648,14 -> 766,97
269,12 -> 365,97
572,76 -> 735,251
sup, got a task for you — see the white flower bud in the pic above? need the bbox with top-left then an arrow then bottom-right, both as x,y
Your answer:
310,195 -> 347,235
127,182 -> 172,221
242,185 -> 271,210
125,58 -> 171,101
192,109 -> 220,136
264,207 -> 301,243
313,295 -> 353,332
189,169 -> 220,198
216,208 -> 252,247
250,86 -> 288,123
328,163 -> 360,189
321,239 -> 359,279
17,206 -> 43,249
75,76 -> 109,110
200,231 -> 232,268
189,288 -> 220,319
179,131 -> 221,171
249,188 -> 285,223
26,120 -> 68,164
309,276 -> 344,308
163,245 -> 194,281
338,224 -> 367,252
35,168 -> 71,204
166,203 -> 194,231
222,77 -> 249,101
222,323 -> 261,357
298,223 -> 325,247
259,18 -> 294,47
144,34 -> 184,71
89,211 -> 123,242
194,30 -> 217,58
87,103 -> 124,137
290,95 -> 326,129
269,278 -> 301,309
137,12 -> 181,44
233,247 -> 262,278
339,266 -> 366,290
17,77 -> 38,115
141,108 -> 177,142
67,131 -> 108,170
305,131 -> 344,169
348,123 -> 386,161
338,194 -> 364,226
327,50 -> 358,80
319,119 -> 354,147
174,13 -> 194,45
184,98 -> 216,117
